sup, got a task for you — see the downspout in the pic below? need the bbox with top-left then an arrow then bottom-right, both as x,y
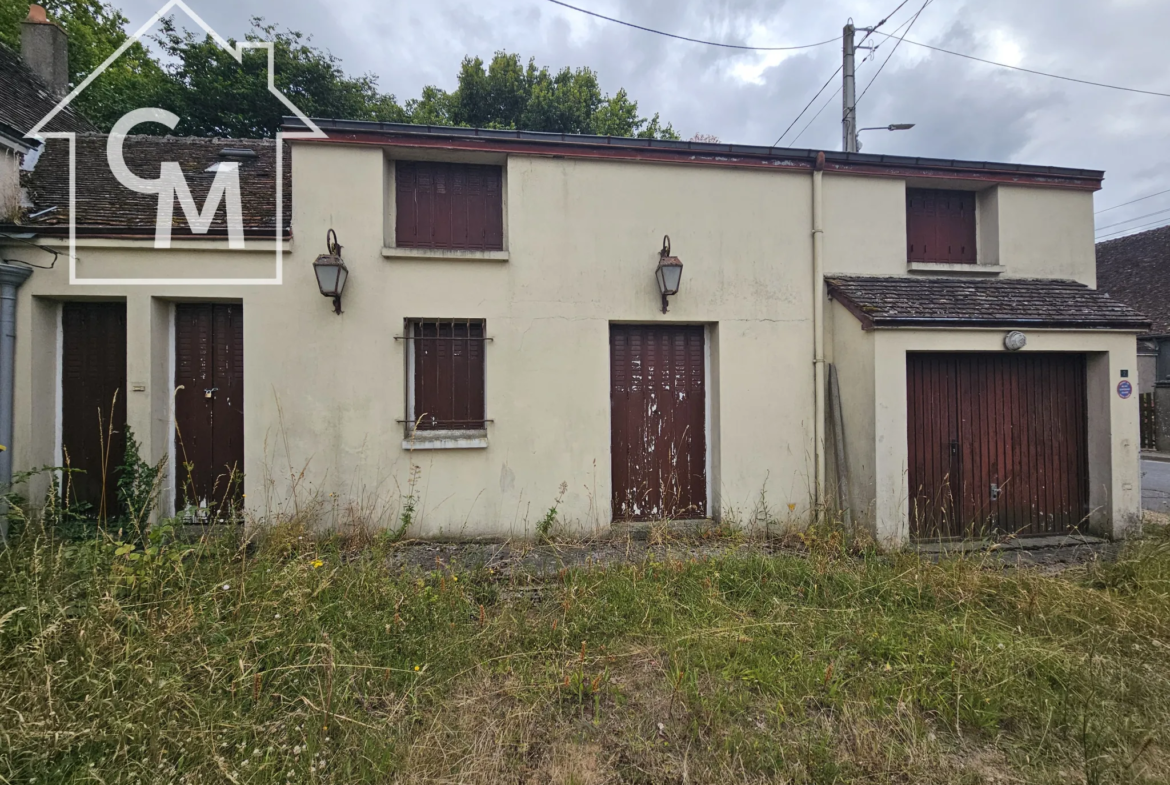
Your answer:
0,262 -> 32,543
812,152 -> 826,519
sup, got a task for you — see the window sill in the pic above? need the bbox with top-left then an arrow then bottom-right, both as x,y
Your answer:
382,247 -> 509,262
402,429 -> 488,450
907,263 -> 1005,275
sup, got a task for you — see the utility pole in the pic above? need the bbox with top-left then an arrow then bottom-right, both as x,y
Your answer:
842,22 -> 857,153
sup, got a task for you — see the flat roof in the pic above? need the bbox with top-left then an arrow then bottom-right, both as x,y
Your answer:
284,116 -> 1104,190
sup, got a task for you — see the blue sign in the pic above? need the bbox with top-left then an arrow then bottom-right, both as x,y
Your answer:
1118,380 -> 1133,399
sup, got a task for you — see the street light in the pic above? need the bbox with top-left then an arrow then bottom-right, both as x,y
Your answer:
855,123 -> 915,151
313,229 -> 348,315
655,235 -> 683,314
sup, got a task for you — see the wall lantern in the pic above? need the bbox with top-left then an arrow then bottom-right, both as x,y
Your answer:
313,229 -> 348,315
655,235 -> 683,314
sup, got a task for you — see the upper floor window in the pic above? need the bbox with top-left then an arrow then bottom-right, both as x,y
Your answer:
395,161 -> 504,251
906,188 -> 977,264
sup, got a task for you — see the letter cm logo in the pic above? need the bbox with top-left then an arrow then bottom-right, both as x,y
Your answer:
26,0 -> 325,286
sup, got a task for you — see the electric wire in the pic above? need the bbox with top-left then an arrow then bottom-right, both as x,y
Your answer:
1095,205 -> 1170,234
854,0 -> 932,108
546,0 -> 1170,100
774,0 -> 912,147
1096,218 -> 1170,241
1095,187 -> 1170,215
542,0 -> 837,51
870,30 -> 1170,99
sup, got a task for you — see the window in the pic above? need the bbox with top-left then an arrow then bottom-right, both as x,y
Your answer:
405,319 -> 487,433
906,188 -> 977,264
395,161 -> 504,251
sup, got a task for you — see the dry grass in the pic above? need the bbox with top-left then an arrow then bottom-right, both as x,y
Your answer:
3,511 -> 1170,784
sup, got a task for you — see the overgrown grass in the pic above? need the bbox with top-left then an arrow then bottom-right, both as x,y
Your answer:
3,518 -> 1170,784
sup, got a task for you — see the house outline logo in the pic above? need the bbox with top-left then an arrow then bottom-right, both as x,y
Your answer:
26,0 -> 327,286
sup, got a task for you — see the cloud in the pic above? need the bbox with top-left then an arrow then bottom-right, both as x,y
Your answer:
113,0 -> 1170,234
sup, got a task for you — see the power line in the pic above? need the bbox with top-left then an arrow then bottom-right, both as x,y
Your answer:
1096,219 -> 1170,241
855,0 -> 932,108
773,66 -> 841,147
1095,205 -> 1170,233
542,0 -> 837,51
775,0 -> 911,147
1096,187 -> 1170,215
871,30 -> 1170,99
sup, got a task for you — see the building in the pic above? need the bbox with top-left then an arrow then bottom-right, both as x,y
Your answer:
0,115 -> 1150,546
1096,224 -> 1170,451
0,6 -> 95,221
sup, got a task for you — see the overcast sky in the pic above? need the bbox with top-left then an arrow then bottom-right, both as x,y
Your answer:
112,0 -> 1170,240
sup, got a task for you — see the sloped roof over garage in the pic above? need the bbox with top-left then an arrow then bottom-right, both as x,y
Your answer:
827,276 -> 1150,331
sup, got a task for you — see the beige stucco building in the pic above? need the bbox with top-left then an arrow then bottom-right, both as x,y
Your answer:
0,118 -> 1151,546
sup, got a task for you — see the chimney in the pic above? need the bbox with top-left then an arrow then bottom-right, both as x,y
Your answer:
21,5 -> 69,98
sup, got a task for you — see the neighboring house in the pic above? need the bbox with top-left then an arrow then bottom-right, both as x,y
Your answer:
0,5 -> 96,221
0,117 -> 1150,546
1096,224 -> 1170,451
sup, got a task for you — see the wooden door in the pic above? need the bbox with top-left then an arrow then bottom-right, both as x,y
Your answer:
610,324 -> 706,521
61,302 -> 126,518
907,353 -> 1088,539
174,303 -> 244,511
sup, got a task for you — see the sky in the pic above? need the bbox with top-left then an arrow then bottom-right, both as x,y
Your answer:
109,0 -> 1170,241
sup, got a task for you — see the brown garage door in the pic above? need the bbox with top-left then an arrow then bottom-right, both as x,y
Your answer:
61,302 -> 126,518
610,324 -> 706,521
175,303 -> 244,511
907,352 -> 1088,539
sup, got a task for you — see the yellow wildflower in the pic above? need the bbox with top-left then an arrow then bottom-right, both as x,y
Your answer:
311,559 -> 324,569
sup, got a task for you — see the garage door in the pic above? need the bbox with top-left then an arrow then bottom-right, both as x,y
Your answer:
907,352 -> 1088,539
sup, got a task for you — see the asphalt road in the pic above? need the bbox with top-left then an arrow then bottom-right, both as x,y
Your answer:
1142,458 -> 1170,515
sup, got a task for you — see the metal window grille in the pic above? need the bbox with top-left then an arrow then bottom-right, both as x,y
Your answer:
402,319 -> 488,432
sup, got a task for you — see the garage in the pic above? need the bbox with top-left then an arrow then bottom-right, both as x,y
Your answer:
907,352 -> 1088,540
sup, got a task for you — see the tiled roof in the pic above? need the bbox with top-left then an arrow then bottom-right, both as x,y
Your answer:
0,42 -> 95,139
827,275 -> 1150,331
18,133 -> 291,236
1096,224 -> 1170,336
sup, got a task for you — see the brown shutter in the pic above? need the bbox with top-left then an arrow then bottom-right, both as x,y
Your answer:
395,161 -> 503,250
907,188 -> 977,264
412,320 -> 485,430
61,302 -> 127,518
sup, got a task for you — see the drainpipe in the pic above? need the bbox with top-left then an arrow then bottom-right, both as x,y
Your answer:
812,152 -> 826,518
0,262 -> 32,543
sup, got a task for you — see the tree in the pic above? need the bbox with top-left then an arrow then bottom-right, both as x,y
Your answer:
0,0 -> 171,130
149,18 -> 407,137
2,1 -> 678,139
410,51 -> 679,139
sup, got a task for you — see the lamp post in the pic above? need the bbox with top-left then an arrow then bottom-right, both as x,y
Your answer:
854,123 -> 915,152
312,229 -> 348,315
655,235 -> 683,314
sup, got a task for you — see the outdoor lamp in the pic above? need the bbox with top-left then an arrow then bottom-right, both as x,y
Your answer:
313,229 -> 348,315
655,235 -> 683,314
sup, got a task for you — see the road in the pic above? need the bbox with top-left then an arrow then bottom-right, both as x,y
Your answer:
1142,458 -> 1170,515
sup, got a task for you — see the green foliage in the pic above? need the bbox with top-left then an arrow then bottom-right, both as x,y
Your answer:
535,480 -> 568,540
1,3 -> 677,137
114,424 -> 163,533
410,51 -> 679,139
0,0 -> 171,130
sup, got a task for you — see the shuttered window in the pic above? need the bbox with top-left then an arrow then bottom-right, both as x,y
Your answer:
407,319 -> 486,431
906,188 -> 978,264
395,161 -> 504,250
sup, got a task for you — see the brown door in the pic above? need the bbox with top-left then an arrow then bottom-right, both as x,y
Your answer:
610,324 -> 706,520
61,302 -> 126,518
174,303 -> 244,511
907,352 -> 1088,539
